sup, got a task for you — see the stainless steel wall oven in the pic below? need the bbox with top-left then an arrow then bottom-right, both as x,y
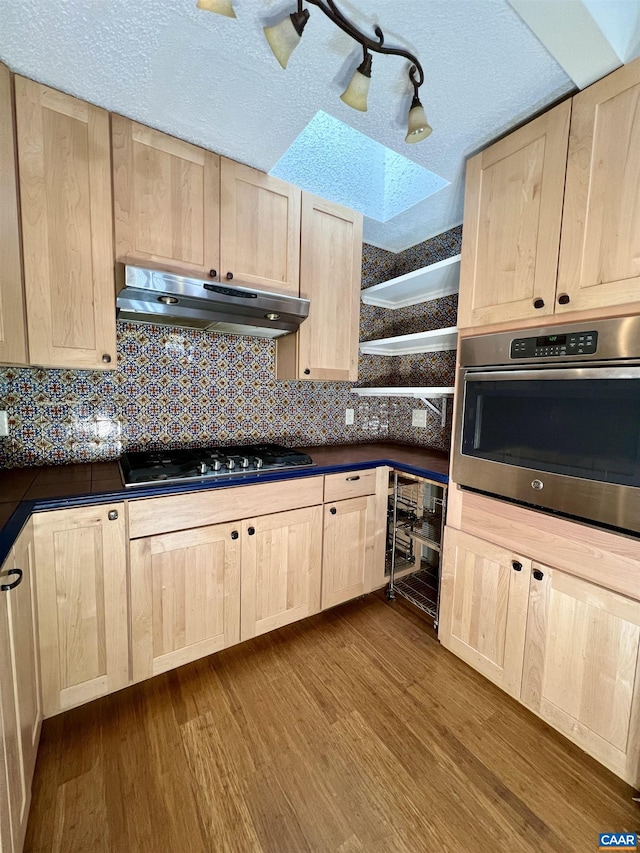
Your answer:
452,316 -> 640,534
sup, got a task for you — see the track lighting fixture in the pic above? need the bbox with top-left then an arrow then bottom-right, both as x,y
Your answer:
196,0 -> 431,143
264,0 -> 430,143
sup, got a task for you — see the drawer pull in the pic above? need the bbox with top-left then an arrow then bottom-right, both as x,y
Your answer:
330,507 -> 337,515
108,510 -> 119,521
0,568 -> 22,592
346,476 -> 360,482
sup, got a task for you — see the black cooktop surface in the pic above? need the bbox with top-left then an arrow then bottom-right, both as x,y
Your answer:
120,443 -> 314,487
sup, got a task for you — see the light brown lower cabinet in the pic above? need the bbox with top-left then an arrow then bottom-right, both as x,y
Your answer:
130,521 -> 241,681
521,563 -> 640,787
33,504 -> 129,717
241,506 -> 323,641
0,520 -> 41,853
440,526 -> 640,787
321,495 -> 377,609
439,528 -> 530,699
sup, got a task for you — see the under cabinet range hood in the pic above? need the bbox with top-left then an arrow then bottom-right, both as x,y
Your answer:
115,265 -> 310,338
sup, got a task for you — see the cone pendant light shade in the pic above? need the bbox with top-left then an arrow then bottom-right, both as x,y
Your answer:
264,9 -> 310,69
196,0 -> 236,18
340,53 -> 372,112
405,95 -> 432,143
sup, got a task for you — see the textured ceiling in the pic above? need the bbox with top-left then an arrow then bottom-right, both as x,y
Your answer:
0,0 -> 573,252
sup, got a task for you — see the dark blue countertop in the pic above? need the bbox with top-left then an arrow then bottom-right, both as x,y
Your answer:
0,442 -> 449,566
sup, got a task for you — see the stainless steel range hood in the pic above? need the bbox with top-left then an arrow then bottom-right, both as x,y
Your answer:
115,265 -> 309,339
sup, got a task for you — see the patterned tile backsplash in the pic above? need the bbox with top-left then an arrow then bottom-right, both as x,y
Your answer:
0,226 -> 461,468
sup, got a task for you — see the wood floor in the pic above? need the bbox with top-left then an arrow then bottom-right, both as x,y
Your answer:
26,594 -> 638,853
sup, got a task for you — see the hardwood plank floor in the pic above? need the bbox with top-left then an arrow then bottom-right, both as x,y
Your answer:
25,594 -> 639,852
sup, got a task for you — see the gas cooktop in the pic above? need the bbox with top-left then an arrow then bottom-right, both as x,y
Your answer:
119,444 -> 314,488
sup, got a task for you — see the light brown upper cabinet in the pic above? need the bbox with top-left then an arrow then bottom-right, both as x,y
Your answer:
557,60 -> 640,313
276,193 -> 362,381
0,62 -> 28,366
112,116 -> 221,278
457,101 -> 571,330
220,158 -> 301,295
14,76 -> 116,369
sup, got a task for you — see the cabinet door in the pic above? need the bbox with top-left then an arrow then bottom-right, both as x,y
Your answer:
8,522 -> 41,786
0,586 -> 21,853
297,193 -> 362,381
241,506 -> 322,640
0,63 -> 28,366
220,158 -> 301,295
558,60 -> 640,314
0,556 -> 27,853
439,528 -> 530,699
130,522 -> 240,682
457,101 -> 570,330
0,521 -> 40,853
112,116 -> 220,278
33,504 -> 129,717
522,564 -> 640,787
322,495 -> 377,609
15,77 -> 116,370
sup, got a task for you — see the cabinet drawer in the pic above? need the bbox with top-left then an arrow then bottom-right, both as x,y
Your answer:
324,469 -> 377,503
128,476 -> 324,539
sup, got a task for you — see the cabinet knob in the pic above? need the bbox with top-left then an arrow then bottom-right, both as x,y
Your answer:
102,354 -> 112,363
247,526 -> 255,535
533,298 -> 545,309
209,269 -> 217,279
231,530 -> 239,540
330,507 -> 337,515
108,510 -> 119,521
304,368 -> 311,375
532,569 -> 544,581
226,272 -> 234,280
512,560 -> 522,572
0,568 -> 22,592
557,293 -> 570,305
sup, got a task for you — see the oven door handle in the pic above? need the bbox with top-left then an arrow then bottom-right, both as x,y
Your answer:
463,365 -> 640,382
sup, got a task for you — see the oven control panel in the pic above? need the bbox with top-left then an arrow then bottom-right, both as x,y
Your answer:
510,331 -> 598,359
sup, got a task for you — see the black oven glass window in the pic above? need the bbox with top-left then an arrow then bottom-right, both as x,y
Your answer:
462,378 -> 640,486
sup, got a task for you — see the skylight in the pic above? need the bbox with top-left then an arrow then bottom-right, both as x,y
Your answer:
269,111 -> 449,223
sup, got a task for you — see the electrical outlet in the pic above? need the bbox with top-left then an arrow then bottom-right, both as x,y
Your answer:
412,409 -> 427,428
0,411 -> 8,437
345,408 -> 354,425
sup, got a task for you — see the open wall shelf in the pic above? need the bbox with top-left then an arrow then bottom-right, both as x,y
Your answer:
361,254 -> 461,309
351,386 -> 454,427
359,326 -> 458,356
